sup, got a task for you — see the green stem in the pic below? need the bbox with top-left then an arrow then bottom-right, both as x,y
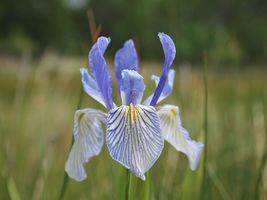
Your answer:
128,171 -> 150,200
254,149 -> 267,200
126,169 -> 130,200
115,165 -> 131,200
201,50 -> 208,200
58,85 -> 83,200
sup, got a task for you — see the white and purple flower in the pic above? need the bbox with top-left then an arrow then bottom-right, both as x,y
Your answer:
65,33 -> 204,181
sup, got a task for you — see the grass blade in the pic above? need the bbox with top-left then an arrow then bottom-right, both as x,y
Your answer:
7,177 -> 21,200
201,49 -> 208,200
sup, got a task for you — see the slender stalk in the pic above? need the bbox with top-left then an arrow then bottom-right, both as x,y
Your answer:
254,149 -> 267,200
58,85 -> 83,200
126,169 -> 130,200
201,49 -> 208,200
128,171 -> 150,200
115,164 -> 131,200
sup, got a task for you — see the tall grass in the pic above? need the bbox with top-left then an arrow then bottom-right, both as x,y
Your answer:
0,55 -> 266,199
201,49 -> 208,200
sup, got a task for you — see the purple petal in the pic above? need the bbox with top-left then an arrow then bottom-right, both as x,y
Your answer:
80,68 -> 106,108
120,70 -> 145,105
114,39 -> 138,94
143,69 -> 175,106
150,33 -> 176,106
89,36 -> 114,111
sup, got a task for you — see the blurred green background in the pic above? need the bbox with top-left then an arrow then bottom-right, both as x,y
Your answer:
0,0 -> 267,199
1,0 -> 267,63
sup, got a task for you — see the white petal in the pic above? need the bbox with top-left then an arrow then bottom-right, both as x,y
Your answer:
65,108 -> 107,181
157,105 -> 204,170
106,104 -> 164,180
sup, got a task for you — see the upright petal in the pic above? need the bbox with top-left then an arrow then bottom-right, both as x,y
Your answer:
89,36 -> 114,110
120,70 -> 145,105
65,108 -> 107,181
80,68 -> 106,108
157,105 -> 204,170
150,33 -> 176,106
114,39 -> 138,93
143,69 -> 175,106
106,104 -> 164,180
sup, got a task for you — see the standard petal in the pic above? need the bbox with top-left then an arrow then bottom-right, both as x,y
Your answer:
106,104 -> 164,180
150,33 -> 176,106
157,105 -> 204,170
143,69 -> 175,106
120,70 -> 145,105
80,68 -> 106,108
89,36 -> 114,110
65,108 -> 107,181
114,39 -> 138,93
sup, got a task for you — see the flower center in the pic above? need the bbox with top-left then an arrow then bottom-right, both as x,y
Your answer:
128,104 -> 137,127
129,91 -> 136,104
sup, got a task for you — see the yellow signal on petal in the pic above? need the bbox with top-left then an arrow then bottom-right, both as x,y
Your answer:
133,106 -> 137,122
128,105 -> 137,128
128,106 -> 132,127
78,112 -> 85,127
170,108 -> 177,117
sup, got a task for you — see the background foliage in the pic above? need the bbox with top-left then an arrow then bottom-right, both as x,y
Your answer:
1,0 -> 267,63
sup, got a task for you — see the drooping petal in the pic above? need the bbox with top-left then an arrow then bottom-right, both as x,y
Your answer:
157,105 -> 204,170
120,70 -> 145,106
150,33 -> 176,106
80,68 -> 106,108
65,108 -> 107,181
143,69 -> 175,106
114,39 -> 138,93
89,36 -> 114,110
106,104 -> 164,180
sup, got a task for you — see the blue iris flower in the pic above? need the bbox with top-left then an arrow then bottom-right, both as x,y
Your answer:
65,33 -> 204,181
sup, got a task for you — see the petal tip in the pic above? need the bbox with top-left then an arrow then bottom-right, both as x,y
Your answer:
140,174 -> 146,181
124,39 -> 134,47
65,160 -> 87,182
158,32 -> 166,38
98,36 -> 111,43
189,142 -> 204,170
80,67 -> 87,73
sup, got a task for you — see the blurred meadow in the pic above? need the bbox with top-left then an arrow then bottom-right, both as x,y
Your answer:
1,0 -> 267,199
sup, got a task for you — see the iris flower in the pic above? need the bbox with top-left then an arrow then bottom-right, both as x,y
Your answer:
65,33 -> 204,181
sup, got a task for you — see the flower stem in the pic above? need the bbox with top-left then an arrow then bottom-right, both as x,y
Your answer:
254,148 -> 267,199
201,49 -> 208,200
126,169 -> 130,200
128,171 -> 151,200
58,85 -> 83,200
116,165 -> 131,200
